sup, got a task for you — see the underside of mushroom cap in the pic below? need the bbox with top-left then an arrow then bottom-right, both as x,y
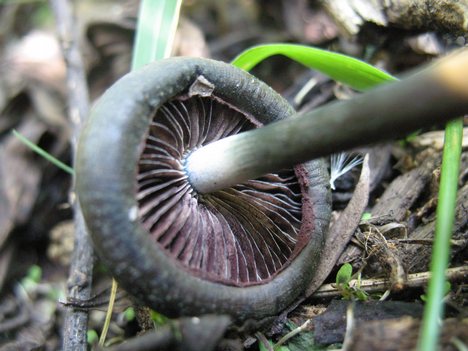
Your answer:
76,57 -> 331,321
138,93 -> 314,287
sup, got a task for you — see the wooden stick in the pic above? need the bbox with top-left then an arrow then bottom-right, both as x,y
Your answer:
50,0 -> 94,349
311,266 -> 468,299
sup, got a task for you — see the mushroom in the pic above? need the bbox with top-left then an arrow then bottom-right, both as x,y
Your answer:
77,50 -> 468,322
76,57 -> 331,322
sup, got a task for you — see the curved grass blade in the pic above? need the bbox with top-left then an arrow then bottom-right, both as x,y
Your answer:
131,0 -> 182,70
231,43 -> 396,91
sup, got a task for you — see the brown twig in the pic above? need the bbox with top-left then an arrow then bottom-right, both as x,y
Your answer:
311,266 -> 468,299
49,0 -> 94,349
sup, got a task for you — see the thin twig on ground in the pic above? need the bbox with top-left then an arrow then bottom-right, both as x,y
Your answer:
312,266 -> 468,299
49,0 -> 94,350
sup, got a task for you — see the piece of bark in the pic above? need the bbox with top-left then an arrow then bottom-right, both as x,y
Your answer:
385,0 -> 468,33
321,0 -> 468,36
321,0 -> 387,36
400,183 -> 468,273
347,317 -> 468,351
305,155 -> 370,297
409,128 -> 468,150
312,300 -> 423,345
371,154 -> 439,222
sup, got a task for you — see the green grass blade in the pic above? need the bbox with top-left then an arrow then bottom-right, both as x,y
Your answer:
131,0 -> 182,70
12,129 -> 74,175
231,43 -> 396,91
417,118 -> 463,351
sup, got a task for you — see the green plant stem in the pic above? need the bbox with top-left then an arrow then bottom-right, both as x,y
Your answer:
12,129 -> 74,175
417,118 -> 463,351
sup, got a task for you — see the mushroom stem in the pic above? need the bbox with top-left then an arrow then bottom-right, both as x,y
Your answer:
186,49 -> 468,194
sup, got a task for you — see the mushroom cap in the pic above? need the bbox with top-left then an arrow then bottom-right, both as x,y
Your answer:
76,57 -> 331,321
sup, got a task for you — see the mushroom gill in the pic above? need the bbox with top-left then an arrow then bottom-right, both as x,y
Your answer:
137,95 -> 309,287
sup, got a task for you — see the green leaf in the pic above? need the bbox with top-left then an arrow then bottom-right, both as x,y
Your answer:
87,330 -> 99,345
124,307 -> 136,321
361,212 -> 372,221
336,263 -> 353,286
20,265 -> 42,293
355,289 -> 369,301
231,44 -> 396,91
150,310 -> 169,326
26,265 -> 42,283
132,0 -> 182,70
